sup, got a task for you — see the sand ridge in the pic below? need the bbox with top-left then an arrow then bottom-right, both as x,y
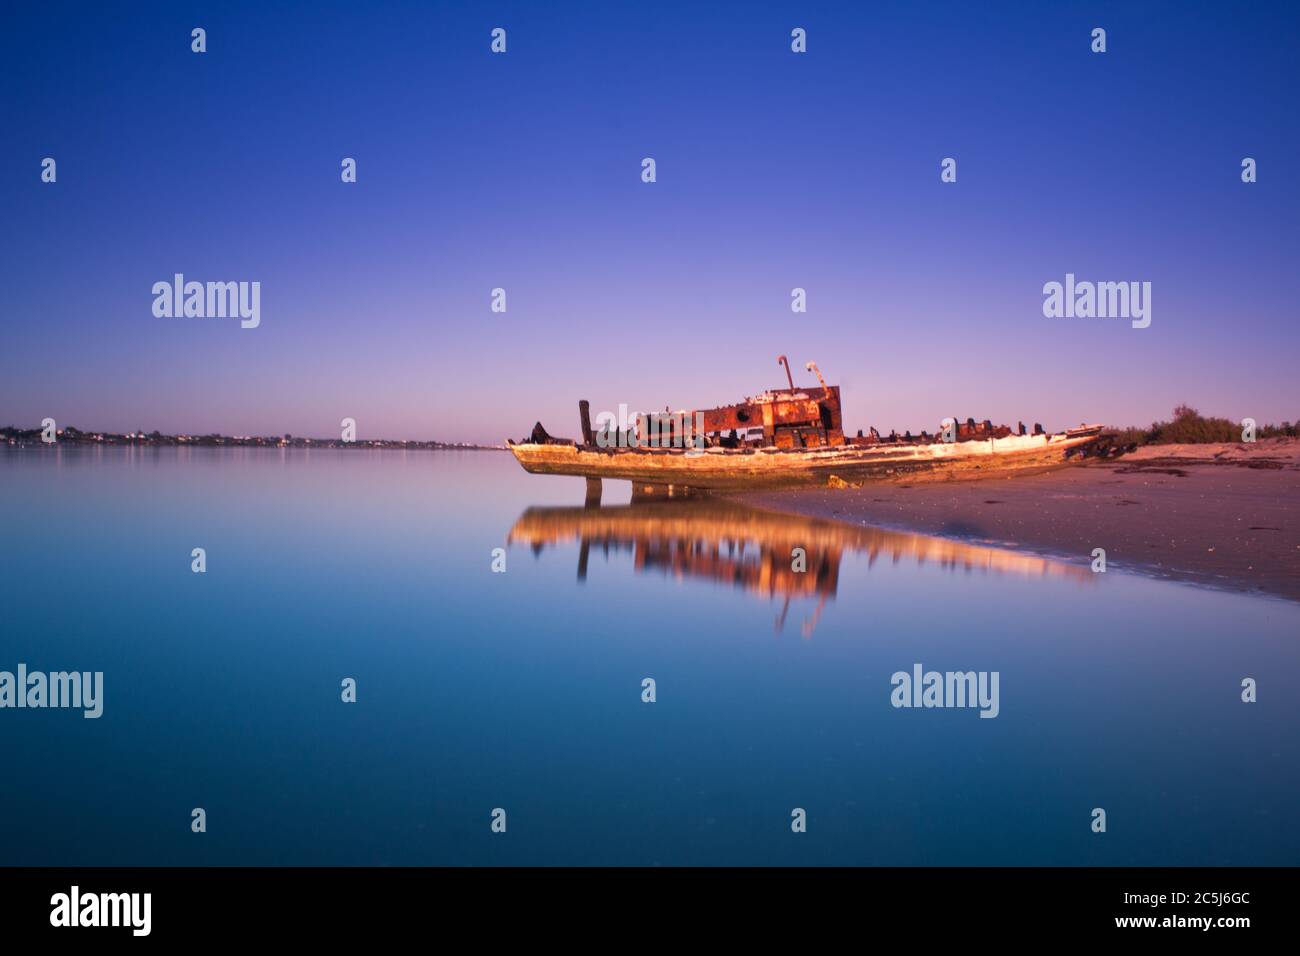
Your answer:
741,439 -> 1300,601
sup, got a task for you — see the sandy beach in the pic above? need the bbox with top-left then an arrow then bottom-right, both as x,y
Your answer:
741,438 -> 1300,601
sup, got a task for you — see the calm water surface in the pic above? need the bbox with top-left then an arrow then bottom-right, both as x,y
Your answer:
1,446 -> 1297,865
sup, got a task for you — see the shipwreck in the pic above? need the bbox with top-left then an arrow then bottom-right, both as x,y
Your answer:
508,356 -> 1105,491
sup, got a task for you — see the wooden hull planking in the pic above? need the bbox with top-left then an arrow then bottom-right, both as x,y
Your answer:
507,426 -> 1106,490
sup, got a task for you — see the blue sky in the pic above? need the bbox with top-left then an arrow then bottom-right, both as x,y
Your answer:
2,1 -> 1297,441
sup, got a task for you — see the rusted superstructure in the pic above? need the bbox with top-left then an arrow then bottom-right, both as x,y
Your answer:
692,359 -> 845,449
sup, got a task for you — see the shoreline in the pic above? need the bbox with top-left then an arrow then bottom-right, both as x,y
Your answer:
1,439 -> 506,452
737,439 -> 1300,603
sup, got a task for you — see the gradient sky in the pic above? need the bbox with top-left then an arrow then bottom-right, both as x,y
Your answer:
3,1 -> 1297,443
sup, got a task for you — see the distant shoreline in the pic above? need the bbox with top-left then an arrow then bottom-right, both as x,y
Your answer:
1,426 -> 504,451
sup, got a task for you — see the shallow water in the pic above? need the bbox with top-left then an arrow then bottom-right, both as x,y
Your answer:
1,446 -> 1296,865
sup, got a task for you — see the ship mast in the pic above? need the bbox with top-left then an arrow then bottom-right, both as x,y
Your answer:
776,354 -> 795,391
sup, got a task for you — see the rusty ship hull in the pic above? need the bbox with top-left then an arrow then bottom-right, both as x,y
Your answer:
507,357 -> 1105,491
508,426 -> 1105,491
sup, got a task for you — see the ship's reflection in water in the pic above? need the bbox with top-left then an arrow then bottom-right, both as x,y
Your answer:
508,496 -> 1091,638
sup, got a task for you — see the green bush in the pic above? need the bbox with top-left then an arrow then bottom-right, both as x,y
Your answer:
1114,406 -> 1299,446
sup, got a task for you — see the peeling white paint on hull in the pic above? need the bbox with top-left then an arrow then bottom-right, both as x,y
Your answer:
507,426 -> 1105,490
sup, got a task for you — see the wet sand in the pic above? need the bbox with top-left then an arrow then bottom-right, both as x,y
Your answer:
741,439 -> 1300,601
